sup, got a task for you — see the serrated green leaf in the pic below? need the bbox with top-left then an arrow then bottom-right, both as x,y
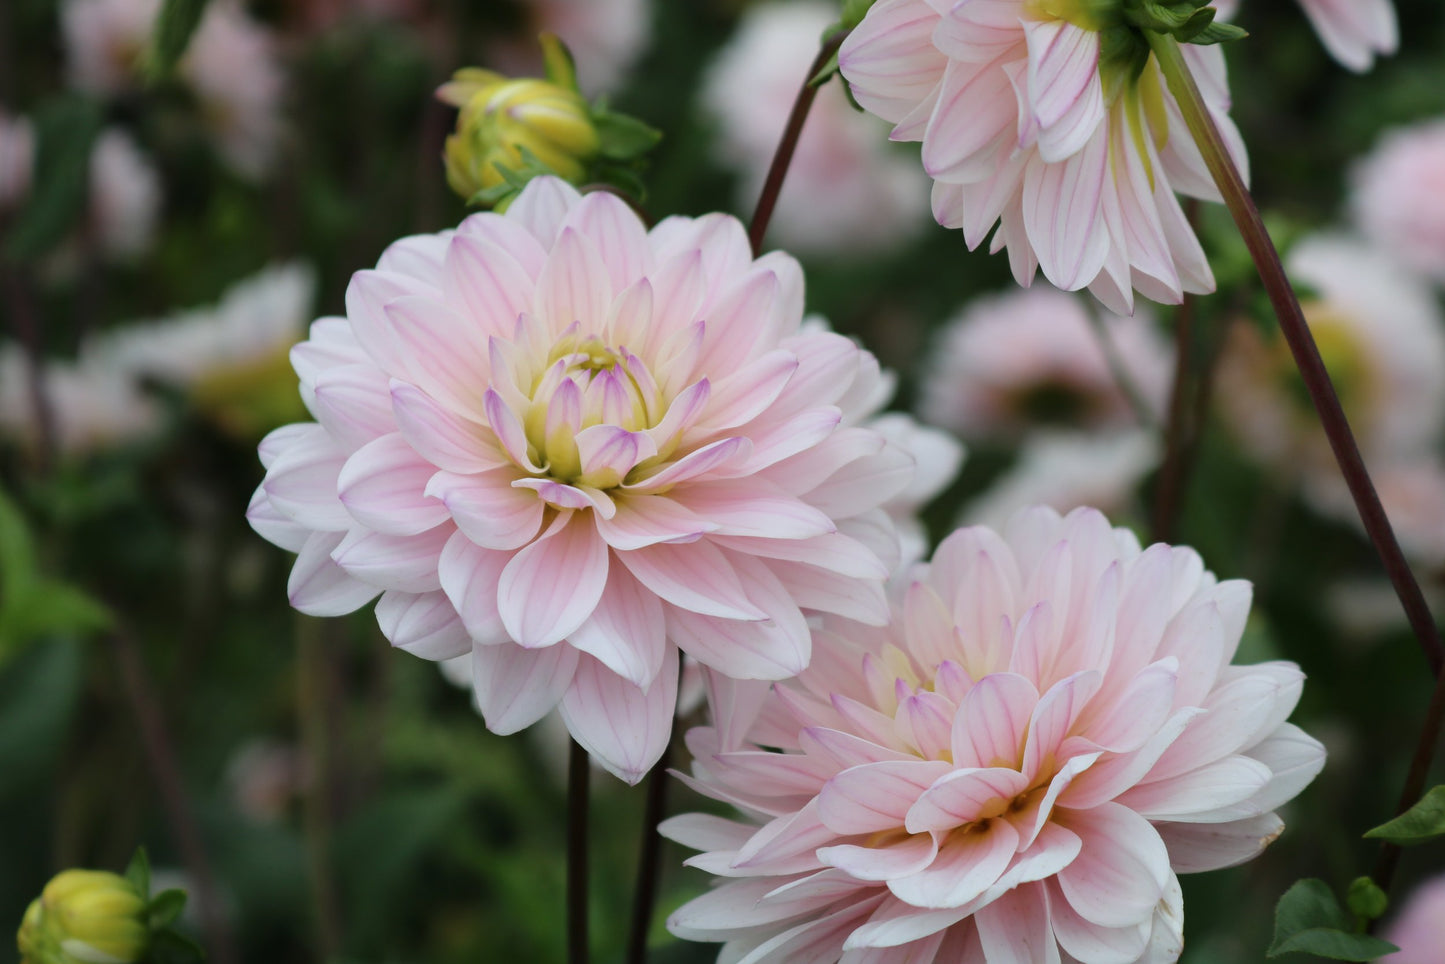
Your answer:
1345,876 -> 1388,923
1364,785 -> 1445,845
148,889 -> 188,929
1268,879 -> 1399,960
3,95 -> 102,262
125,847 -> 153,898
1187,19 -> 1249,44
592,109 -> 663,161
142,0 -> 210,81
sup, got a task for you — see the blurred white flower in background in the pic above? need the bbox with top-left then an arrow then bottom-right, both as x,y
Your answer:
1351,118 -> 1445,285
962,430 -> 1160,532
0,349 -> 162,456
920,286 -> 1172,442
701,1 -> 930,258
62,0 -> 285,179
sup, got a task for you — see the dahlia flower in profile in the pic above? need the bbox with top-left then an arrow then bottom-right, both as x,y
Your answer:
1381,873 -> 1445,964
1350,118 -> 1445,283
62,0 -> 284,179
666,506 -> 1325,962
839,0 -> 1249,314
1215,0 -> 1396,73
701,1 -> 930,258
248,177 -> 914,783
963,429 -> 1159,530
920,286 -> 1171,441
1216,234 -> 1445,509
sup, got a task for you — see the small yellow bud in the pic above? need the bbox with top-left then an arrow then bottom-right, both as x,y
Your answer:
438,37 -> 600,202
18,871 -> 148,964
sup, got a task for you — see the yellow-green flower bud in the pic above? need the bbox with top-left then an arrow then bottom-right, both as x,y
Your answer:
437,36 -> 600,203
17,870 -> 148,964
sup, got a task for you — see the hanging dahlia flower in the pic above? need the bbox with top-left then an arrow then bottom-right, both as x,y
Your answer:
1214,0 -> 1396,73
666,506 -> 1325,962
839,0 -> 1249,314
248,177 -> 913,783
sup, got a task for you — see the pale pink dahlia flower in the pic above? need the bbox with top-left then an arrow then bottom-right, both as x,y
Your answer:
248,177 -> 913,783
839,0 -> 1248,314
666,506 -> 1325,962
1214,0 -> 1396,73
1350,118 -> 1445,284
921,286 -> 1171,440
702,1 -> 931,258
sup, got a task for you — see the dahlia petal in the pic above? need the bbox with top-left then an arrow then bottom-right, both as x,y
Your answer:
773,562 -> 890,626
506,176 -> 582,247
736,409 -> 844,474
559,190 -> 653,293
905,768 -> 1031,834
567,564 -> 666,687
921,57 -> 1016,181
427,470 -> 544,550
1153,813 -> 1284,873
1023,20 -> 1104,162
344,269 -> 436,379
704,672 -> 775,752
1059,707 -> 1201,810
657,813 -> 756,853
1046,878 -> 1150,964
247,486 -> 309,552
667,555 -> 812,679
262,426 -> 350,530
669,875 -> 846,941
818,833 -> 938,882
374,589 -> 471,660
889,819 -> 1020,909
310,363 -> 395,449
818,759 -> 952,835
438,530 -> 511,645
643,377 -> 710,452
560,648 -> 678,784
1021,670 -> 1103,780
389,381 -> 502,475
1079,659 -> 1177,753
626,436 -> 752,492
497,513 -> 608,647
799,442 -> 914,521
1055,804 -> 1169,928
838,0 -> 948,126
1147,665 -> 1302,781
732,799 -> 835,873
454,210 -> 549,276
799,727 -> 916,770
935,0 -> 1021,63
994,822 -> 1083,890
698,270 -> 784,375
622,539 -> 766,620
288,531 -> 380,616
443,233 -> 535,338
1119,755 -> 1273,822
704,349 -> 799,432
594,494 -> 719,550
536,226 -> 613,335
680,480 -> 837,540
894,690 -> 956,759
258,422 -> 315,471
1241,723 -> 1327,814
337,434 -> 449,536
842,895 -> 976,950
575,424 -> 657,483
1022,132 -> 1109,291
510,478 -> 615,517
330,525 -> 451,593
974,883 -> 1059,964
290,319 -> 367,396
471,639 -> 579,734
382,295 -> 490,420
376,231 -> 452,286
713,532 -> 888,579
641,249 -> 706,357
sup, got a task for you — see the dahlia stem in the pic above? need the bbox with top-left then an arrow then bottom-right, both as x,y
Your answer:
1148,31 -> 1444,677
1372,665 -> 1445,902
624,738 -> 673,964
748,29 -> 850,256
1151,293 -> 1197,543
567,739 -> 590,964
1083,302 -> 1156,430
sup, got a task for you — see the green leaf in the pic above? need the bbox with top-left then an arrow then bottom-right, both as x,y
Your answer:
1187,20 -> 1249,44
0,487 -> 37,597
1345,876 -> 1388,923
808,48 -> 841,88
5,580 -> 114,641
1364,785 -> 1445,845
141,0 -> 211,82
592,108 -> 663,161
0,636 -> 84,797
1267,879 -> 1400,960
3,95 -> 103,262
148,889 -> 188,929
125,847 -> 153,898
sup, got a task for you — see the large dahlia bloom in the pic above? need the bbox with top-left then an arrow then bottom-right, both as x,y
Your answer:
666,506 -> 1325,962
248,177 -> 913,783
839,0 -> 1248,314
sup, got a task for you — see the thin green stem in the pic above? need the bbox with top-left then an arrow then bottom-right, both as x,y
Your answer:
1147,31 -> 1443,678
748,31 -> 850,256
568,739 -> 590,964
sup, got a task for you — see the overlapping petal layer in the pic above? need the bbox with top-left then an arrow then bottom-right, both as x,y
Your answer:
249,177 -> 912,782
667,506 -> 1324,962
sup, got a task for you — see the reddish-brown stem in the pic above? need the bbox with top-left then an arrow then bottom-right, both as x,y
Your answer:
1149,33 -> 1443,677
1372,666 -> 1445,902
110,628 -> 239,964
568,739 -> 590,964
748,31 -> 850,256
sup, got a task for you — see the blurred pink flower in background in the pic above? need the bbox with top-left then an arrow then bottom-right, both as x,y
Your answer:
666,506 -> 1325,962
249,177 -> 918,783
1351,118 -> 1445,284
1216,0 -> 1397,73
488,0 -> 652,95
702,1 -> 931,258
920,286 -> 1172,441
0,111 -> 32,206
62,0 -> 284,179
963,430 -> 1160,532
0,349 -> 161,456
1216,234 -> 1445,503
839,0 -> 1247,313
1381,873 -> 1445,964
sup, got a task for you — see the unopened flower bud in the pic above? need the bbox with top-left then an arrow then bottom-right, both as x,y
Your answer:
17,870 -> 148,964
438,36 -> 599,203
